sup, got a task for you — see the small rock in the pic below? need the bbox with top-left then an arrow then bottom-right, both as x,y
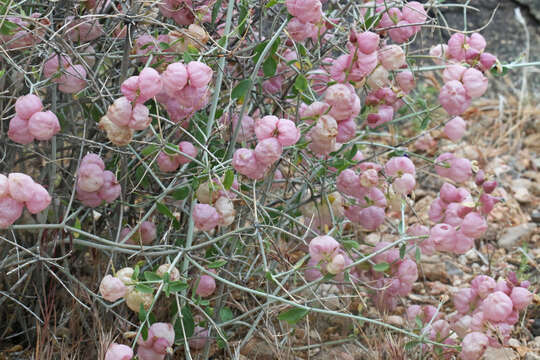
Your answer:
445,261 -> 464,276
508,338 -> 520,347
532,209 -> 540,224
482,347 -> 518,360
526,353 -> 540,360
498,223 -> 537,249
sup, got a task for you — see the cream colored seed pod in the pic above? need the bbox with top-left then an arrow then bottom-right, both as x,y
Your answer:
156,264 -> 180,282
98,115 -> 133,146
125,288 -> 153,313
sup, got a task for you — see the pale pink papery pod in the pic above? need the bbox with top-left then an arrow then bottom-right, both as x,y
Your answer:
187,61 -> 213,88
188,326 -> 209,350
388,21 -> 415,44
15,94 -> 43,120
25,182 -> 51,214
105,343 -> 133,360
138,67 -> 163,103
128,103 -> 151,130
8,173 -> 36,202
308,235 -> 340,262
98,171 -> 121,203
443,116 -> 466,142
254,137 -> 283,166
177,141 -> 198,164
28,111 -> 60,140
276,119 -> 300,146
462,68 -> 488,98
162,62 -> 189,96
196,274 -> 216,297
99,275 -> 128,302
460,332 -> 488,360
438,80 -> 470,116
232,148 -> 266,180
58,64 -> 87,93
447,33 -> 467,61
254,115 -> 278,141
510,286 -> 532,311
482,291 -> 513,322
108,97 -> 132,127
0,195 -> 24,228
8,115 -> 34,144
78,163 -> 104,192
193,203 -> 220,231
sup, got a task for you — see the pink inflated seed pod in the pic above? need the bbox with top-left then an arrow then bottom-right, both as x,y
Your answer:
99,275 -> 128,302
443,116 -> 466,142
482,291 -> 513,322
8,115 -> 34,144
28,111 -> 60,140
0,195 -> 24,228
162,62 -> 189,96
187,61 -> 213,88
438,80 -> 470,116
105,343 -> 133,360
196,273 -> 216,297
309,235 -> 340,262
254,115 -> 279,141
510,286 -> 532,311
25,182 -> 51,214
128,103 -> 150,130
254,137 -> 283,166
98,170 -> 121,203
276,118 -> 300,146
232,148 -> 266,179
460,332 -> 488,360
193,203 -> 220,231
462,68 -> 488,98
78,163 -> 104,192
8,173 -> 36,202
138,67 -> 163,103
15,94 -> 43,120
177,141 -> 198,164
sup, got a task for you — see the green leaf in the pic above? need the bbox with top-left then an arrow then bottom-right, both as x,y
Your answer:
405,340 -> 421,351
399,244 -> 406,259
141,324 -> 149,341
144,271 -> 162,282
167,281 -> 189,292
0,20 -> 18,36
156,202 -> 180,229
135,284 -> 154,294
180,306 -> 195,337
373,262 -> 390,272
132,264 -> 140,281
296,43 -> 307,57
278,307 -> 309,325
207,259 -> 227,269
139,303 -> 148,322
141,145 -> 159,157
211,0 -> 223,24
294,74 -> 308,92
164,143 -> 179,156
415,246 -> 421,263
172,186 -> 190,200
253,41 -> 269,63
219,307 -> 234,322
265,0 -> 278,7
343,240 -> 360,250
223,169 -> 234,190
263,56 -> 277,77
231,79 -> 251,100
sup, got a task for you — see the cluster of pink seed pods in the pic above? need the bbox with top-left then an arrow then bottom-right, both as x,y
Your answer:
193,177 -> 238,231
43,54 -> 88,94
305,235 -> 355,282
374,1 -> 427,43
232,116 -> 300,179
8,94 -> 60,144
120,221 -> 157,245
285,0 -> 326,42
105,322 -> 175,360
157,141 -> 198,172
76,153 -> 121,207
0,13 -> 49,50
0,173 -> 51,228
